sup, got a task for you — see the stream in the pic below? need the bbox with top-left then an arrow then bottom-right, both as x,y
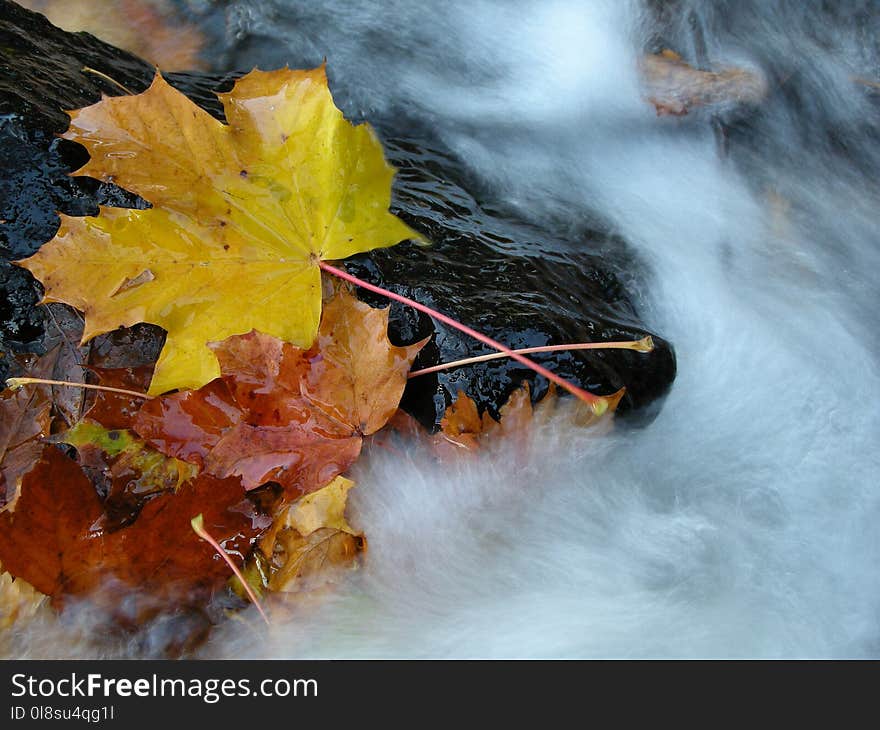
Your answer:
14,0 -> 880,658
196,0 -> 880,658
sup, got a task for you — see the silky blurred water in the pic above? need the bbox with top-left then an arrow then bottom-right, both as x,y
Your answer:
14,0 -> 880,657
193,0 -> 880,658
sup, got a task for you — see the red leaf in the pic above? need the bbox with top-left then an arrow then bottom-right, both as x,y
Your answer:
134,289 -> 426,495
0,445 -> 266,623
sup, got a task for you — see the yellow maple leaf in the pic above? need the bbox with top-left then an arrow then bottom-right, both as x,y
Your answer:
259,475 -> 365,593
19,66 -> 419,395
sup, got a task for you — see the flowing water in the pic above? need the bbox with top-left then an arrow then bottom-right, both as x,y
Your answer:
15,0 -> 880,657
196,0 -> 880,658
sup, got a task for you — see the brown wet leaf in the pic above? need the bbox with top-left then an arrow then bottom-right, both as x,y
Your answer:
18,0 -> 206,70
57,420 -> 199,531
87,324 -> 165,372
0,446 -> 104,598
270,529 -> 366,595
436,390 -> 497,452
0,445 -> 265,623
43,305 -> 90,428
134,289 -> 427,496
259,476 -> 365,593
0,356 -> 53,508
81,366 -> 153,431
385,409 -> 426,440
641,50 -> 768,116
433,381 -> 615,455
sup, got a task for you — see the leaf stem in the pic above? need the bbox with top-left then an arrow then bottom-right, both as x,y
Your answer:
319,261 -> 613,413
191,514 -> 270,628
5,377 -> 152,400
409,337 -> 654,378
81,66 -> 136,95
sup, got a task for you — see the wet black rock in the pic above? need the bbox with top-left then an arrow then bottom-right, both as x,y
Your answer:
0,0 -> 675,427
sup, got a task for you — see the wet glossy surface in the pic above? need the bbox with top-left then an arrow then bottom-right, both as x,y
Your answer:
0,443 -> 267,637
134,292 -> 423,496
0,0 -> 675,426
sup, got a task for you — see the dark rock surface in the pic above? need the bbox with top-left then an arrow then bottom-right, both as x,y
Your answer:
0,0 -> 675,428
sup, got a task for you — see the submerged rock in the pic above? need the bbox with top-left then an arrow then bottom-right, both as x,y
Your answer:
0,0 -> 675,428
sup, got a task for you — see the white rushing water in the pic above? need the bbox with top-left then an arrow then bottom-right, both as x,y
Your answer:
12,0 -> 880,658
201,0 -> 880,658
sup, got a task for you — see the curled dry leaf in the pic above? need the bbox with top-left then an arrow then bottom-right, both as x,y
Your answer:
0,446 -> 266,623
259,476 -> 365,594
18,66 -> 418,395
134,288 -> 427,495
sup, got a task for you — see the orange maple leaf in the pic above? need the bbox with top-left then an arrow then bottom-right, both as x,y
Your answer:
133,288 -> 427,495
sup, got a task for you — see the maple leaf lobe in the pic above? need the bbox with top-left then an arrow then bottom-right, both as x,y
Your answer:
134,289 -> 426,495
19,66 -> 421,395
0,444 -> 264,619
